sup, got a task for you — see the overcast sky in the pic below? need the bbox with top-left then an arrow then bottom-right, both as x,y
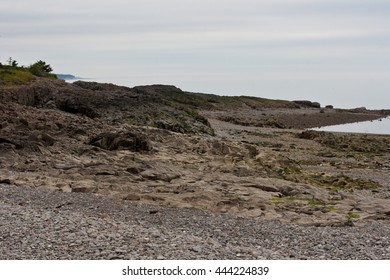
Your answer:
1,0 -> 389,108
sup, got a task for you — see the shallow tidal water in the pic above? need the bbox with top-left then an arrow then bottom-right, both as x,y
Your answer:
313,117 -> 390,135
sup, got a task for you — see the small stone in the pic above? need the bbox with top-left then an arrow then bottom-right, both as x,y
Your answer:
190,246 -> 202,253
150,230 -> 161,238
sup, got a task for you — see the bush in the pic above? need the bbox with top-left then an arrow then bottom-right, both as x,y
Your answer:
0,58 -> 57,81
27,60 -> 56,78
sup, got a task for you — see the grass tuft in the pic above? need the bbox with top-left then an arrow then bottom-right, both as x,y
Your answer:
0,69 -> 35,85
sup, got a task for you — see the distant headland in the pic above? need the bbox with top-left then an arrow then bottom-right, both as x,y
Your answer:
56,74 -> 79,80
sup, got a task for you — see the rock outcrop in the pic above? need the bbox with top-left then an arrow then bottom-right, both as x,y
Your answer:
0,77 -> 389,226
2,78 -> 214,135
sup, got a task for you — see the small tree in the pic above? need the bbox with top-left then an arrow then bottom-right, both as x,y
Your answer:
7,57 -> 18,67
28,60 -> 53,76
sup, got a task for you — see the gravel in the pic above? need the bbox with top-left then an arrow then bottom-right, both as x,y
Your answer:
0,184 -> 389,260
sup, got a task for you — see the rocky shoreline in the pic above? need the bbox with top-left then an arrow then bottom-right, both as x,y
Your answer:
1,78 -> 389,259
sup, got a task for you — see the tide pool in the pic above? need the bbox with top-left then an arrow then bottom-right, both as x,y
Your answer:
313,117 -> 390,135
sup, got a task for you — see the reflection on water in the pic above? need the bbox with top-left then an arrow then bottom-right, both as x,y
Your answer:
313,117 -> 390,135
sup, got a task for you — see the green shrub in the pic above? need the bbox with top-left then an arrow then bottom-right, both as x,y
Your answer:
27,60 -> 57,78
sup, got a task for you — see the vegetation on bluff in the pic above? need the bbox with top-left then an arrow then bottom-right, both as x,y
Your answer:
0,57 -> 57,85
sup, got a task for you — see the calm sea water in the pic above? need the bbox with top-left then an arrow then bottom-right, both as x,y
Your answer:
313,117 -> 390,135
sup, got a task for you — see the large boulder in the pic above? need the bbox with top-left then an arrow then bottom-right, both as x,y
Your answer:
293,100 -> 321,108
